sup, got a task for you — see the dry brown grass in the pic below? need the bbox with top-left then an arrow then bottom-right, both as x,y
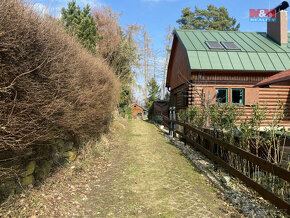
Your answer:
0,0 -> 119,180
0,119 -> 240,217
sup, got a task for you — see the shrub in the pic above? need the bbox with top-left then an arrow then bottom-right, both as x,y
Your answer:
178,106 -> 206,128
0,0 -> 119,180
121,105 -> 133,119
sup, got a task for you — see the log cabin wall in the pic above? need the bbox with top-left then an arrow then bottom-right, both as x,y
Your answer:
170,83 -> 189,110
194,71 -> 273,84
170,72 -> 290,129
259,86 -> 290,126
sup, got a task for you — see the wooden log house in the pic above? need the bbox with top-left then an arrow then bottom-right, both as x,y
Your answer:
166,10 -> 290,129
131,103 -> 146,119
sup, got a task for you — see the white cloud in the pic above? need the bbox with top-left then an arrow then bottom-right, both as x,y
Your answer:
32,0 -> 104,19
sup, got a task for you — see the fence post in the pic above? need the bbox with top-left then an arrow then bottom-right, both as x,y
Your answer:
169,107 -> 173,137
183,119 -> 187,145
172,106 -> 176,137
213,127 -> 217,155
209,129 -> 214,153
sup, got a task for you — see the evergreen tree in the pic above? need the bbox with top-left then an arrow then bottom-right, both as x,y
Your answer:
177,5 -> 240,31
146,78 -> 161,119
61,1 -> 99,54
164,91 -> 170,101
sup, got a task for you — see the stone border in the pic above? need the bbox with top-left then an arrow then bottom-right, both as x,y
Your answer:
0,138 -> 78,201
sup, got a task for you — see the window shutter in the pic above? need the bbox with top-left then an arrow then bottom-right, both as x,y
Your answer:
245,88 -> 259,105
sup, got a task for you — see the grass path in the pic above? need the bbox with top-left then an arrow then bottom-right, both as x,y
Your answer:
0,119 -> 240,217
82,120 -> 239,217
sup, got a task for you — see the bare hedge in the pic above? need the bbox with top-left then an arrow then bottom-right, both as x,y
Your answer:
0,0 -> 119,171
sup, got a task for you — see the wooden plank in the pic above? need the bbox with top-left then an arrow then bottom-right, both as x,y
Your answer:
175,130 -> 290,215
259,88 -> 290,92
245,88 -> 259,105
174,120 -> 290,183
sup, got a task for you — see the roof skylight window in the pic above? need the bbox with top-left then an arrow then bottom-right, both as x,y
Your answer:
205,41 -> 224,50
220,41 -> 241,50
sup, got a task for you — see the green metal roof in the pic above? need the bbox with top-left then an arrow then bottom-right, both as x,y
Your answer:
175,30 -> 290,71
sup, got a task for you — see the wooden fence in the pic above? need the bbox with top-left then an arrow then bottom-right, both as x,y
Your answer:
160,116 -> 290,214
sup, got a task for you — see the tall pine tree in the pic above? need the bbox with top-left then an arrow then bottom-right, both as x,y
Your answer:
177,5 -> 240,31
61,1 -> 100,54
146,78 -> 160,119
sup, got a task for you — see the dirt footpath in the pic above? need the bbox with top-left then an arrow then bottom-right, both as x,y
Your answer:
0,119 -> 241,217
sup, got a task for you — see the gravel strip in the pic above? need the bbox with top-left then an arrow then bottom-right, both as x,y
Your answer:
157,124 -> 287,218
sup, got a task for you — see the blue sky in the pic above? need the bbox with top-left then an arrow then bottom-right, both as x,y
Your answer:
32,0 -> 290,53
31,0 -> 289,101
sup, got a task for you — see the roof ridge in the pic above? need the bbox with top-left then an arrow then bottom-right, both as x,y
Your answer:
176,30 -> 290,36
175,29 -> 267,34
186,50 -> 289,53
